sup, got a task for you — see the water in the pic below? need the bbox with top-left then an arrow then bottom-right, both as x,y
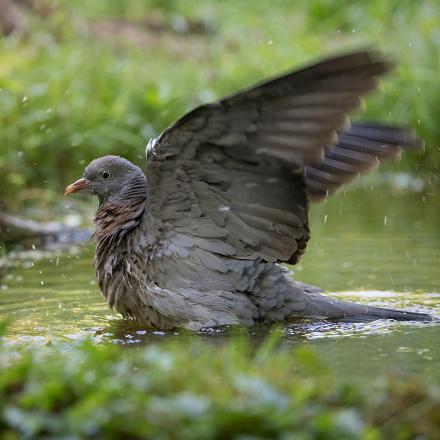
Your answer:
1,179 -> 439,383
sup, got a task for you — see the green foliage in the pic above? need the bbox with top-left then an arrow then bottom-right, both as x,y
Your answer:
0,336 -> 439,439
0,0 -> 439,207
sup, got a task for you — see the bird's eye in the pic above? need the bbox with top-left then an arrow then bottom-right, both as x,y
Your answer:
101,171 -> 111,179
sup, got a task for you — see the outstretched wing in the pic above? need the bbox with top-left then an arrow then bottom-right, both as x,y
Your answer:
143,50 -> 420,264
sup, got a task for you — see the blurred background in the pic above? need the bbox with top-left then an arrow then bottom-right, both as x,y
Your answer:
0,0 -> 439,219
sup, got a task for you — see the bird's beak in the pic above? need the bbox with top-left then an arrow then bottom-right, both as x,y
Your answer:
64,178 -> 89,196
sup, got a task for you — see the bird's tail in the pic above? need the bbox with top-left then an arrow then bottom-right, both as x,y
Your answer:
257,269 -> 433,323
298,290 -> 433,322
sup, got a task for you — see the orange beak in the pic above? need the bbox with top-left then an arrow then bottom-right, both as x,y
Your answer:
64,178 -> 89,196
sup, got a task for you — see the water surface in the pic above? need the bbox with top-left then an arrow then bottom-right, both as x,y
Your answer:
1,179 -> 439,383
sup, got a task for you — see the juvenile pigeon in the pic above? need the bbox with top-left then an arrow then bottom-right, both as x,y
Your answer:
65,50 -> 432,330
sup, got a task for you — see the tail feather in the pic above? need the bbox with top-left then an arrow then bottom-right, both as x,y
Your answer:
299,292 -> 433,322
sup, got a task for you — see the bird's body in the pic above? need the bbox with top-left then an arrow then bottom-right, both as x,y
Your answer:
66,50 -> 433,329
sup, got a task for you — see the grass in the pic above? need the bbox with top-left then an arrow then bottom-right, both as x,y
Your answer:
0,0 -> 439,210
1,333 -> 440,439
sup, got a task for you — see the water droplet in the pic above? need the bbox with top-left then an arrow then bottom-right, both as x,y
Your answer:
384,216 -> 387,226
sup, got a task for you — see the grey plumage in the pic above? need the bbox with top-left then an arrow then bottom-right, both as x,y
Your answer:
65,50 -> 432,330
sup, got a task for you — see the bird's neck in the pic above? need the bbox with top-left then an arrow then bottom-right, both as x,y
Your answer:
94,199 -> 144,239
94,176 -> 147,237
94,176 -> 147,245
93,183 -> 147,290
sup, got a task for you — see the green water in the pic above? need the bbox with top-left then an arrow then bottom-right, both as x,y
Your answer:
1,179 -> 439,382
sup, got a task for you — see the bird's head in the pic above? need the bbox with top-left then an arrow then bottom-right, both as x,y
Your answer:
64,155 -> 147,205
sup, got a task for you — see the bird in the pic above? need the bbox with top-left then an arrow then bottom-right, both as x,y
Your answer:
65,49 -> 433,330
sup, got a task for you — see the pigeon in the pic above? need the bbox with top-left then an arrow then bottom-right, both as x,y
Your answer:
65,50 -> 432,330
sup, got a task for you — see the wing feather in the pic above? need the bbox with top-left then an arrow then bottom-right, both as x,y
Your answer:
144,50 -> 422,264
305,122 -> 423,200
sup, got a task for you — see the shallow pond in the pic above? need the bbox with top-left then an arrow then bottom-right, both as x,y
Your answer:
1,177 -> 439,383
